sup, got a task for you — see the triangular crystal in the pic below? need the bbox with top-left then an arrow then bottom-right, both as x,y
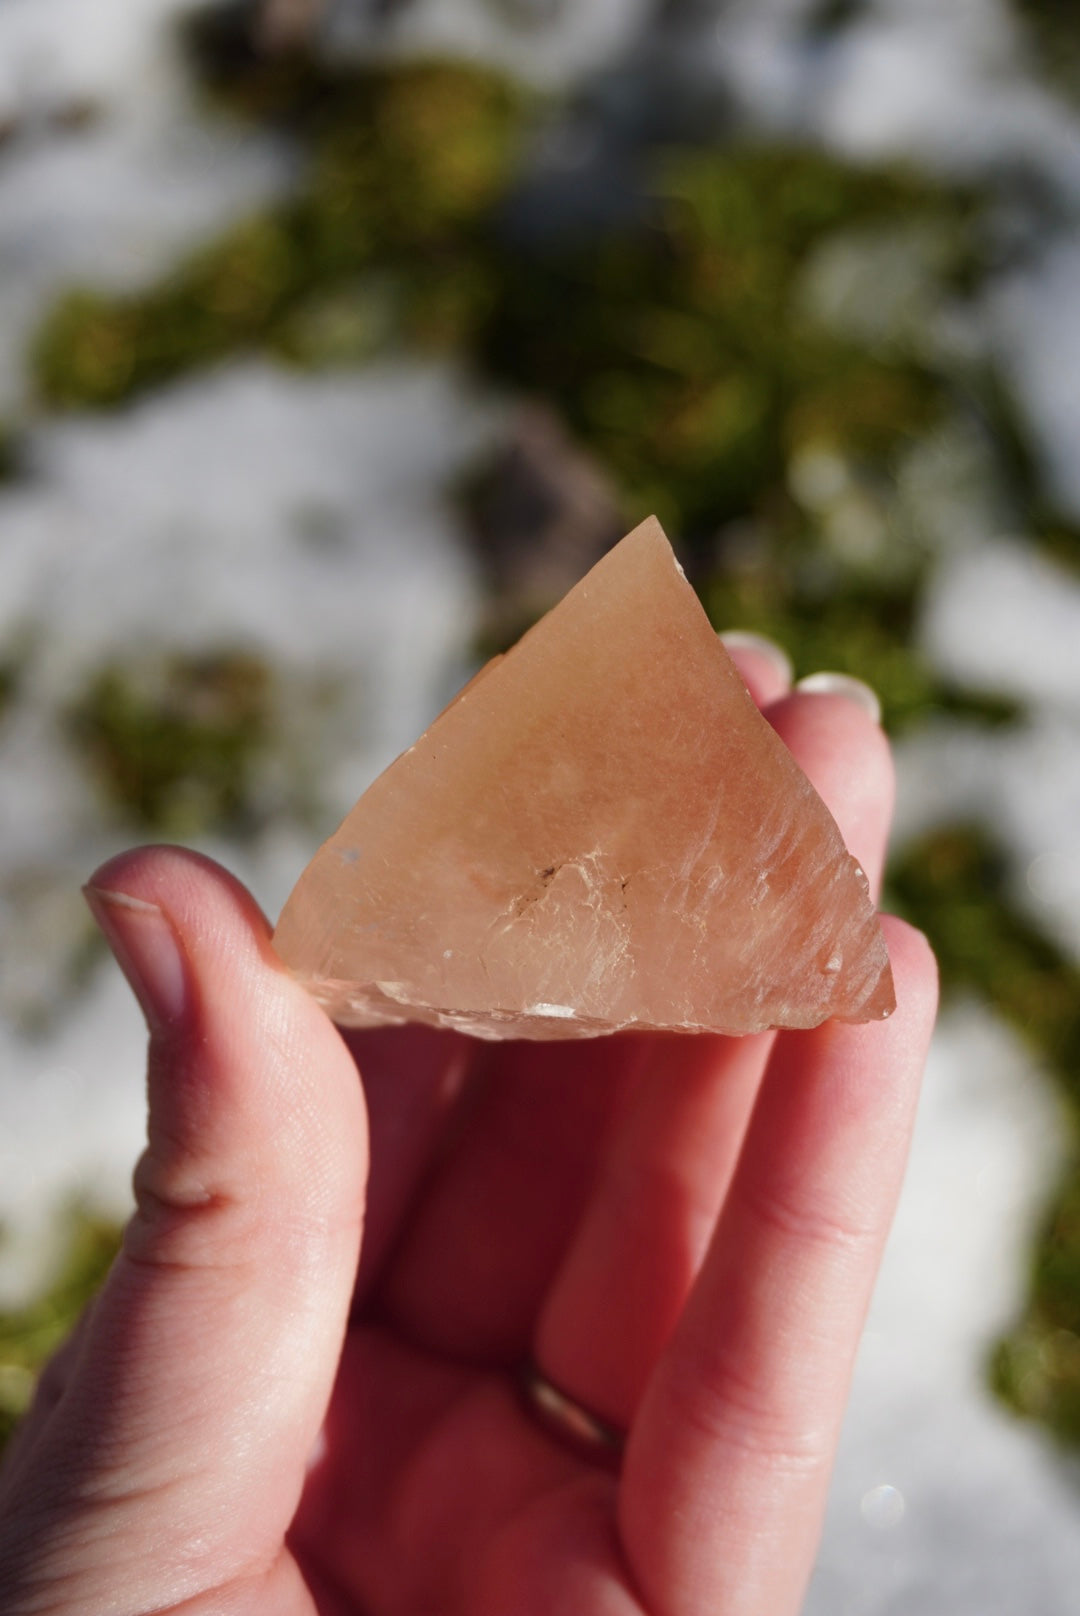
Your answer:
274,518 -> 894,1039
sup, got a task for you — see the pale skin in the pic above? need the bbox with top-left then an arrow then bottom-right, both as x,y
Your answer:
0,646 -> 938,1616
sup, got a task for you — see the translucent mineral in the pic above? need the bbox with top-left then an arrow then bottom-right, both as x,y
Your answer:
273,517 -> 895,1039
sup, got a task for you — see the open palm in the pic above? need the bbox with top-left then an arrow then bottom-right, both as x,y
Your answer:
0,649 -> 936,1616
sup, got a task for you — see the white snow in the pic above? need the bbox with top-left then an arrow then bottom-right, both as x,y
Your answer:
0,361 -> 489,736
708,0 -> 1080,545
897,538 -> 1080,961
0,969 -> 148,1304
809,1003 -> 1080,1616
985,236 -> 1080,518
922,537 -> 1080,709
712,0 -> 1080,196
324,0 -> 653,86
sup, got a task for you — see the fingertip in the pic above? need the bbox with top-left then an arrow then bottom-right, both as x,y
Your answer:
795,670 -> 881,725
83,883 -> 189,1033
766,685 -> 892,771
719,631 -> 794,707
87,843 -> 275,954
85,844 -> 334,1034
84,844 -> 367,1237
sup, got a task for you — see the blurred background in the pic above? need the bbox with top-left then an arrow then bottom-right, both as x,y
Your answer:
2,0 -> 1080,1607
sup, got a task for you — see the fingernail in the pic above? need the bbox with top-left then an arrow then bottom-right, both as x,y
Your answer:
83,886 -> 188,1029
795,671 -> 882,725
718,631 -> 793,686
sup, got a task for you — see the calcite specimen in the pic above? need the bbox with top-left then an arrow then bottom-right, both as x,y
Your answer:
274,518 -> 894,1039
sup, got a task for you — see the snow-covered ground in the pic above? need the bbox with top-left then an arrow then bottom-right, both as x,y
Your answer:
325,0 -> 654,85
2,1 -> 1079,1611
811,1000 -> 1080,1616
711,0 -> 1080,195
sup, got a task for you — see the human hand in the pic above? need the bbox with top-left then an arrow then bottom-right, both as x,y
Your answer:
0,643 -> 937,1616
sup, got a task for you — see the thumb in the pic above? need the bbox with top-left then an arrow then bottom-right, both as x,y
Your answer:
2,847 -> 368,1613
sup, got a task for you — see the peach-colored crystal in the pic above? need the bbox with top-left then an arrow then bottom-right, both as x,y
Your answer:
274,518 -> 894,1039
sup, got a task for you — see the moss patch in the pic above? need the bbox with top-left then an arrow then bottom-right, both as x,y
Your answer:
803,0 -> 870,37
67,651 -> 277,836
0,660 -> 20,725
0,424 -> 19,483
1013,0 -> 1080,97
32,57 -> 528,409
477,148 -> 961,550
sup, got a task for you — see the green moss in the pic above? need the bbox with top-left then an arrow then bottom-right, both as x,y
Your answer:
0,423 -> 18,482
33,55 -> 962,521
705,564 -> 1020,732
0,662 -> 19,723
0,629 -> 33,728
67,651 -> 276,836
991,1316 -> 1080,1445
1034,520 -> 1080,574
32,58 -> 528,408
889,826 -> 1080,1085
478,147 -> 956,549
1012,0 -> 1080,96
0,1212 -> 121,1456
803,0 -> 869,36
180,0 -> 316,124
